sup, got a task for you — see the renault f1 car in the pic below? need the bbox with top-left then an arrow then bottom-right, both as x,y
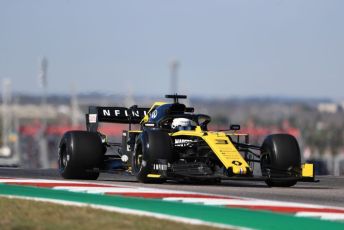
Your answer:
58,94 -> 316,187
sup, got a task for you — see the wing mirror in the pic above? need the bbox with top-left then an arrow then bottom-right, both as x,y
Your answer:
230,124 -> 240,131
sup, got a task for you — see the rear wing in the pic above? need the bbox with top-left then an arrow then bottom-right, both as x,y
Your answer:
86,106 -> 150,132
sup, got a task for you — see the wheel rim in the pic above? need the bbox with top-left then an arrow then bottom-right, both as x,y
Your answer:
59,146 -> 68,172
134,146 -> 143,172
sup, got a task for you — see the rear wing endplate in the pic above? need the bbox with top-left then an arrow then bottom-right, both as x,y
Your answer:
86,106 -> 150,132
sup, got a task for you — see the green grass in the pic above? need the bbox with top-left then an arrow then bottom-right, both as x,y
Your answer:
0,197 -> 226,230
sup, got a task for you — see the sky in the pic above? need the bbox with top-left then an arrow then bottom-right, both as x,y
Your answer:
0,0 -> 343,99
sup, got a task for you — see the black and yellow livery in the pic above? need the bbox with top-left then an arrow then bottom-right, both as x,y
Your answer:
58,94 -> 316,187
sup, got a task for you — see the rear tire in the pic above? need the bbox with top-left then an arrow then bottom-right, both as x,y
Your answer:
260,134 -> 301,187
132,130 -> 172,183
58,131 -> 104,180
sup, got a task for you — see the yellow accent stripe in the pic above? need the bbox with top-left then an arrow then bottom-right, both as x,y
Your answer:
141,102 -> 167,124
147,174 -> 161,178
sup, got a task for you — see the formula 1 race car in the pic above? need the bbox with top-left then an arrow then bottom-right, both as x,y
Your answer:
58,94 -> 316,187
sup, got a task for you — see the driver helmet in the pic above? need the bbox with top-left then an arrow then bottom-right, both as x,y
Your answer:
171,118 -> 195,131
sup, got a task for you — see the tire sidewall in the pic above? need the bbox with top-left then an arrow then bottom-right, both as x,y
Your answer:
58,131 -> 103,179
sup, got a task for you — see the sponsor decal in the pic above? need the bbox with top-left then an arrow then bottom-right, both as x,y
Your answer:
100,107 -> 148,118
153,164 -> 168,171
216,139 -> 228,144
89,114 -> 97,123
102,109 -> 138,117
174,139 -> 193,146
232,161 -> 242,166
151,110 -> 158,119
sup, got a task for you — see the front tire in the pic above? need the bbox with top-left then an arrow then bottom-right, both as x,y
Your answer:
260,134 -> 301,187
58,131 -> 104,180
132,130 -> 172,183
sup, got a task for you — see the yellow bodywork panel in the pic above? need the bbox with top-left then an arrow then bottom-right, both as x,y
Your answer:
172,126 -> 251,175
302,163 -> 314,178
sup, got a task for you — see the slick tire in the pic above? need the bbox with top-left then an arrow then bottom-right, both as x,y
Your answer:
132,130 -> 172,183
260,134 -> 301,187
58,131 -> 104,180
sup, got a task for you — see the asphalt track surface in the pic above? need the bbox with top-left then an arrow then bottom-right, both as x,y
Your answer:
1,168 -> 343,208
